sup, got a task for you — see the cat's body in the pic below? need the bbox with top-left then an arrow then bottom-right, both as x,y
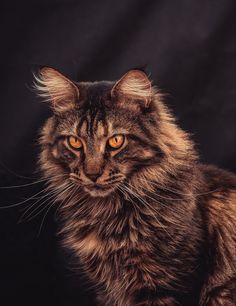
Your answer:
36,68 -> 236,305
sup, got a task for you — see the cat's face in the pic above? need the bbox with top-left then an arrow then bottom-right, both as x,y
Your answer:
37,68 -> 161,197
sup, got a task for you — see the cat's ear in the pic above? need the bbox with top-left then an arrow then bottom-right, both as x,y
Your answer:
34,67 -> 79,113
111,69 -> 153,108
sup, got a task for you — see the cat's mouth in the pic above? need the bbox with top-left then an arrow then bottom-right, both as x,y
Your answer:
69,174 -> 122,197
84,183 -> 117,197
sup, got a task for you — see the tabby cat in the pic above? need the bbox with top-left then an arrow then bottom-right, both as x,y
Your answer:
35,67 -> 236,306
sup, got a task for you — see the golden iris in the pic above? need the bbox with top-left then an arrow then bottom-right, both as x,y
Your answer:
108,134 -> 124,149
67,136 -> 82,150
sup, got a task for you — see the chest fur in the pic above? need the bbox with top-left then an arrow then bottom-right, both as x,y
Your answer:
61,198 -> 202,298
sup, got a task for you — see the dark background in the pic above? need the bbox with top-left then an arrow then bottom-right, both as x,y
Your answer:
0,0 -> 235,305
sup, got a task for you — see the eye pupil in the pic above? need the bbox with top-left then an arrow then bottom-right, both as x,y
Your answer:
108,134 -> 124,149
68,136 -> 82,150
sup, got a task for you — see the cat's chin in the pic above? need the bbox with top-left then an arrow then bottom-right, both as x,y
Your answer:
84,185 -> 115,198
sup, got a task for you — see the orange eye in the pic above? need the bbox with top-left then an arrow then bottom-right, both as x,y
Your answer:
67,136 -> 83,150
108,134 -> 124,149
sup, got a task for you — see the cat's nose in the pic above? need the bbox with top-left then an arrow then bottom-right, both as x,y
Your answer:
86,172 -> 101,182
84,157 -> 103,182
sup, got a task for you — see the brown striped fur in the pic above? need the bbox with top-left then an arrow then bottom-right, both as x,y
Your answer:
35,68 -> 236,305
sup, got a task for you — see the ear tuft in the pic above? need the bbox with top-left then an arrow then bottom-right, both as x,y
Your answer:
34,67 -> 79,113
111,70 -> 153,107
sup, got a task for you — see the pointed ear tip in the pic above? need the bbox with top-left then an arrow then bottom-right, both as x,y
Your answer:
39,67 -> 59,77
125,69 -> 150,80
36,67 -> 49,80
38,66 -> 49,73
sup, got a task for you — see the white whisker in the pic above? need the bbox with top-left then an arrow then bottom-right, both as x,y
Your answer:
37,183 -> 74,236
0,174 -> 68,189
122,182 -> 187,242
54,185 -> 80,220
21,185 -> 71,222
0,186 -> 51,209
136,177 -> 221,197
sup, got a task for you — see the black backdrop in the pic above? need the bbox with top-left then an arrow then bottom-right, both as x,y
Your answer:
0,1 -> 235,305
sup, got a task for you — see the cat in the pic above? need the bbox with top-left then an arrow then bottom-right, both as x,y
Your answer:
35,67 -> 236,306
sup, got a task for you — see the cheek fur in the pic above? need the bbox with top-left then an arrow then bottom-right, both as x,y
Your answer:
51,141 -> 79,167
109,144 -> 159,179
114,142 -> 157,165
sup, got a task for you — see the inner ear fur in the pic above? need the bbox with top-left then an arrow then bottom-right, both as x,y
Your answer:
111,70 -> 153,107
34,67 -> 79,113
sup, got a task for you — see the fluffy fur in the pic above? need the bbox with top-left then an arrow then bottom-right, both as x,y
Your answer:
36,67 -> 236,306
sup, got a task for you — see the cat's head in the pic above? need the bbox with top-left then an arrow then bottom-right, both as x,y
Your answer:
36,68 -> 180,198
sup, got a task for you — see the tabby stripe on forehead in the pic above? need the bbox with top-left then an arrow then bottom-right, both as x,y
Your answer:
86,111 -> 93,136
96,116 -> 109,138
81,119 -> 88,137
90,108 -> 108,137
102,118 -> 108,137
92,112 -> 101,136
77,117 -> 89,137
87,111 -> 98,136
97,107 -> 108,135
96,121 -> 105,138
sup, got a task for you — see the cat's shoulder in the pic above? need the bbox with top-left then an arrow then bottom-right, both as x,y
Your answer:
197,164 -> 236,287
198,164 -> 236,232
199,163 -> 236,191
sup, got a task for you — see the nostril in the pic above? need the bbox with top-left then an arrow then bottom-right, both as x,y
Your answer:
86,173 -> 101,182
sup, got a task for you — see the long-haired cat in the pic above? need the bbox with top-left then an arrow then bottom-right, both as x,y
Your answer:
35,67 -> 236,306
